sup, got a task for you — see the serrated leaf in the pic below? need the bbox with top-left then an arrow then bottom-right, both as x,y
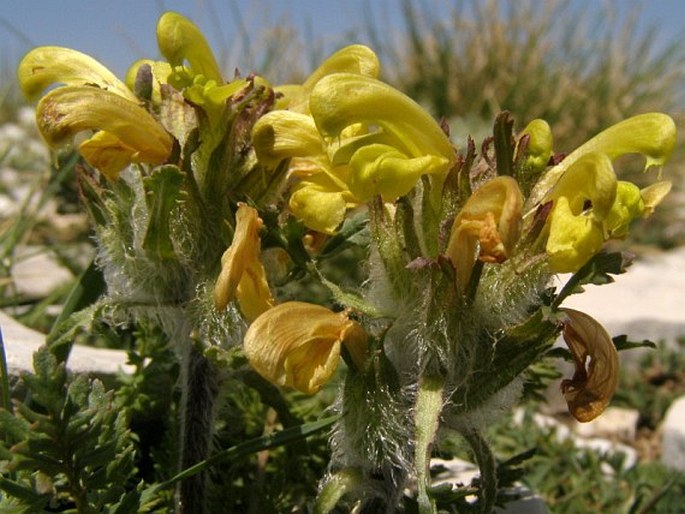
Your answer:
0,477 -> 47,505
10,452 -> 63,475
111,489 -> 142,514
0,409 -> 30,444
46,303 -> 102,363
142,165 -> 186,261
307,262 -> 383,318
552,251 -> 633,309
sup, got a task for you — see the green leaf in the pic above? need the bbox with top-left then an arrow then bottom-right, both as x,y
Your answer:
49,259 -> 106,339
0,330 -> 11,416
0,409 -> 30,447
612,335 -> 657,352
142,165 -> 186,261
76,166 -> 111,227
453,308 -> 562,411
497,448 -> 537,488
0,477 -> 47,505
552,251 -> 633,309
148,415 -> 339,494
306,260 -> 383,317
46,303 -> 101,363
493,111 -> 515,177
314,468 -> 364,514
319,211 -> 369,258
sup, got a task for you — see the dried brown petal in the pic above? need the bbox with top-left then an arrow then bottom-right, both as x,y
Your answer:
559,308 -> 619,422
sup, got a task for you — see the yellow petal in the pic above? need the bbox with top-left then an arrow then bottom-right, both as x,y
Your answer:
549,152 -> 617,220
302,44 -> 380,89
36,86 -> 172,170
603,181 -> 645,238
156,11 -> 223,83
559,308 -> 619,422
310,73 -> 454,161
518,119 -> 553,171
446,176 -> 523,289
252,111 -> 325,167
243,302 -> 368,394
78,131 -> 139,180
18,46 -> 136,102
235,264 -> 277,322
640,180 -> 672,217
283,338 -> 343,394
214,204 -> 275,320
530,113 -> 676,207
546,197 -> 604,273
288,182 -> 349,235
275,44 -> 380,112
348,143 -> 448,202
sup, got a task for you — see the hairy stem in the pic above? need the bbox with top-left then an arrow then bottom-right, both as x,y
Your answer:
177,343 -> 218,514
414,375 -> 444,514
462,429 -> 497,514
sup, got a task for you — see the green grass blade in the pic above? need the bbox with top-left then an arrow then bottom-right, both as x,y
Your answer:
148,415 -> 338,496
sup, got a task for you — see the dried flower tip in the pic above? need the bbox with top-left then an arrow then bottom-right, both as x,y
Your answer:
560,308 -> 619,422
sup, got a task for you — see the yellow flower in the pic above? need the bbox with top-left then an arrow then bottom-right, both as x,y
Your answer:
530,113 -> 676,206
534,113 -> 676,272
253,58 -> 455,233
559,308 -> 619,422
124,59 -> 173,104
18,47 -> 173,180
517,118 -> 553,173
243,302 -> 368,394
156,11 -> 250,128
156,11 -> 223,83
214,204 -> 275,321
445,176 -> 524,291
273,44 -> 380,113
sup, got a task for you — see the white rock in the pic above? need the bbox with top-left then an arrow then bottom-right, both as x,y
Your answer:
513,408 -> 638,469
573,406 -> 639,442
430,457 -> 549,513
1,311 -> 134,377
573,437 -> 638,470
661,396 -> 685,472
431,457 -> 479,487
9,246 -> 74,299
496,493 -> 549,514
558,248 -> 685,346
0,166 -> 22,188
0,194 -> 16,217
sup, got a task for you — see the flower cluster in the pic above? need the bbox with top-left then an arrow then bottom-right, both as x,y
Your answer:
18,11 -> 676,513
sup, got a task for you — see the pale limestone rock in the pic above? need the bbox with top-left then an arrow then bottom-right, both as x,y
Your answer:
1,311 -> 134,377
558,248 -> 685,346
661,396 -> 685,472
513,409 -> 638,469
573,406 -> 639,442
429,457 -> 549,513
9,246 -> 75,299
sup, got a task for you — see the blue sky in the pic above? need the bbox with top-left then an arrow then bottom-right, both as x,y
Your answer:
1,0 -> 684,80
0,0 -> 388,78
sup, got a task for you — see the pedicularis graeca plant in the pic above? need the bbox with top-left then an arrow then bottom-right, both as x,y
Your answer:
5,11 -> 676,514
